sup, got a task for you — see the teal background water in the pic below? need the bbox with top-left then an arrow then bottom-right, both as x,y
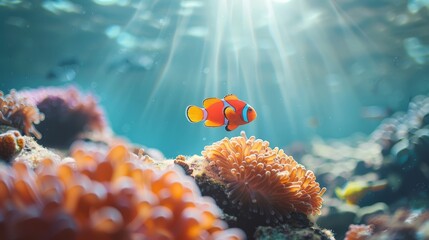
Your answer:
1,0 -> 429,158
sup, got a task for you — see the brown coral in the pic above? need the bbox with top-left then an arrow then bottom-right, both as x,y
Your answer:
344,224 -> 373,240
0,144 -> 244,240
0,89 -> 44,139
201,131 -> 326,221
175,155 -> 194,175
0,130 -> 25,163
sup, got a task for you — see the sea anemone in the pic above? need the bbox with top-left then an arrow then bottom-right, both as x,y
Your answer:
344,224 -> 373,240
0,144 -> 244,240
0,89 -> 44,139
18,86 -> 107,148
201,131 -> 326,221
0,130 -> 25,163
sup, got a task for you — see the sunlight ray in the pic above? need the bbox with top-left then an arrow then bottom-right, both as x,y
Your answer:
264,1 -> 299,132
141,1 -> 192,119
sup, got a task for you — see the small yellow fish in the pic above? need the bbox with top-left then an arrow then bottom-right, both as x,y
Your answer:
335,180 -> 387,205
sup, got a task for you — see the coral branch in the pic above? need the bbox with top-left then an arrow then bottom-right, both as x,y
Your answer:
0,130 -> 25,163
0,90 -> 44,139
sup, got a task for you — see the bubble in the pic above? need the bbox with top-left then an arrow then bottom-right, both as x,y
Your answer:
116,32 -> 137,49
105,25 -> 121,39
186,27 -> 208,38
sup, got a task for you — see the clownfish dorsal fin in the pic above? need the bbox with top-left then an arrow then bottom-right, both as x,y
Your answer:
203,98 -> 222,108
224,94 -> 239,101
224,106 -> 236,120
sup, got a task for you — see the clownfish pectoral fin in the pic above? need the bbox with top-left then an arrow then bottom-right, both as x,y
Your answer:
224,94 -> 239,101
203,98 -> 222,108
186,105 -> 206,123
204,120 -> 223,127
224,106 -> 239,131
224,106 -> 236,121
225,123 -> 239,131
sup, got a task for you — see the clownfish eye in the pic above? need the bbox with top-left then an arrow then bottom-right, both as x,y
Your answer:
249,108 -> 253,112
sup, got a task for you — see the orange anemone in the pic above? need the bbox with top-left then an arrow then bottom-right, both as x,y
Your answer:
202,132 -> 326,221
0,144 -> 244,240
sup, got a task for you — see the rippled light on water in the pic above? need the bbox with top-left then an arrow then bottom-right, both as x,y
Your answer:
42,0 -> 81,14
93,0 -> 130,6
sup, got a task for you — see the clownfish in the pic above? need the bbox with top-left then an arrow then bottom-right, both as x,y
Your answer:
186,94 -> 257,131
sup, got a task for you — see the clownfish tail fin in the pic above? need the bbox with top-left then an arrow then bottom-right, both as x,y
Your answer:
186,105 -> 207,123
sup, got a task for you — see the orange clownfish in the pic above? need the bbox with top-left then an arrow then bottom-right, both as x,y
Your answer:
186,94 -> 257,131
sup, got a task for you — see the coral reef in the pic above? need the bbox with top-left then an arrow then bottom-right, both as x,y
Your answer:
7,85 -> 428,240
364,208 -> 429,240
344,224 -> 372,240
370,95 -> 429,159
368,95 -> 429,203
0,89 -> 44,139
201,131 -> 326,219
0,130 -> 25,163
332,208 -> 429,240
301,96 -> 429,239
0,144 -> 244,240
18,86 -> 107,149
315,201 -> 389,239
254,223 -> 335,240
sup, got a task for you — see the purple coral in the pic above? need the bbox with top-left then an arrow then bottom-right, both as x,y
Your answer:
19,86 -> 107,148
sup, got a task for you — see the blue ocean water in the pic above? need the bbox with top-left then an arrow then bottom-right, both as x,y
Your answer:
1,0 -> 428,158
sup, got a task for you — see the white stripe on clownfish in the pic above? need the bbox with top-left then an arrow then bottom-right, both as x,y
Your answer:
222,99 -> 234,124
202,108 -> 208,121
242,104 -> 250,122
